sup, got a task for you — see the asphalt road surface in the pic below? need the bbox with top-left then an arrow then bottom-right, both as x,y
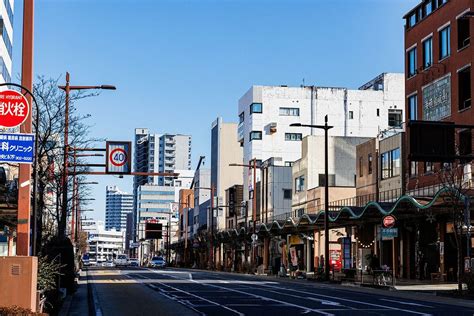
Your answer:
87,267 -> 474,316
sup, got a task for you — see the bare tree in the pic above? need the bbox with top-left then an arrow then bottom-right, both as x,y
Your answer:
32,76 -> 101,250
438,162 -> 471,292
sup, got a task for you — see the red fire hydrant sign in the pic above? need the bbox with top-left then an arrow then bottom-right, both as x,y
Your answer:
0,90 -> 30,128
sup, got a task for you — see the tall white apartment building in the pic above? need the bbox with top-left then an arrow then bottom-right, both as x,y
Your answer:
238,73 -> 404,214
105,185 -> 133,231
0,0 -> 13,84
132,128 -> 192,241
87,220 -> 126,264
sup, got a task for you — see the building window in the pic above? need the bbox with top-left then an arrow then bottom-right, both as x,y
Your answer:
248,159 -> 262,168
368,153 -> 373,174
410,161 -> 418,177
349,111 -> 354,119
408,94 -> 418,120
250,103 -> 263,114
239,112 -> 244,123
459,129 -> 472,156
408,13 -> 417,28
424,161 -> 433,173
284,161 -> 294,167
249,131 -> 262,141
381,148 -> 401,180
318,174 -> 335,187
285,133 -> 302,141
388,109 -> 403,127
359,157 -> 363,177
407,47 -> 417,77
377,108 -> 380,117
458,16 -> 470,50
295,176 -> 305,192
439,25 -> 450,60
283,189 -> 292,199
423,37 -> 433,69
424,1 -> 432,16
458,66 -> 471,111
279,107 -> 300,116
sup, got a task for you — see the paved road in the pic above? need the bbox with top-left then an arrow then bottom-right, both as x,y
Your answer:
88,267 -> 474,316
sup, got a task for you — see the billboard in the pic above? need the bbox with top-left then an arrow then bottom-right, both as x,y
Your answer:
422,75 -> 451,121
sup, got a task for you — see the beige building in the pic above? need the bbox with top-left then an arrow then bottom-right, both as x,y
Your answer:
211,117 -> 243,230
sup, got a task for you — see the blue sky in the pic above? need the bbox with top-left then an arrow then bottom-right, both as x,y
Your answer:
12,0 -> 418,221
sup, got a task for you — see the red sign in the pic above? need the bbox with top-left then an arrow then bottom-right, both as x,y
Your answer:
383,215 -> 396,228
0,90 -> 30,128
109,148 -> 127,167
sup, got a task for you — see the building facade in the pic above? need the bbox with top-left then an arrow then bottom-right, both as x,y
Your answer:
132,128 -> 192,242
87,221 -> 126,264
238,73 -> 405,218
210,117 -> 243,230
105,185 -> 133,231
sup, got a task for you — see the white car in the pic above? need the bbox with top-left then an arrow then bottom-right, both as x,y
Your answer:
114,254 -> 129,267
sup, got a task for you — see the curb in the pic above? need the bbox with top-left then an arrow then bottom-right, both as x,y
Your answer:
86,268 -> 103,316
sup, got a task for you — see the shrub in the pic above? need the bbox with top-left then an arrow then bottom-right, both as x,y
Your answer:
462,272 -> 474,295
0,305 -> 46,315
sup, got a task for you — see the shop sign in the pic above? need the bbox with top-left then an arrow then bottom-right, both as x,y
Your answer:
381,227 -> 398,240
382,215 -> 396,228
289,235 -> 303,245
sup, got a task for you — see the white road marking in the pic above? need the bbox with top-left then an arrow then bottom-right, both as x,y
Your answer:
380,299 -> 433,308
259,284 -> 432,316
133,273 -> 245,316
151,270 -> 335,316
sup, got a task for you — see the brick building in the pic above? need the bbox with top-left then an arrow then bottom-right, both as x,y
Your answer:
404,0 -> 473,189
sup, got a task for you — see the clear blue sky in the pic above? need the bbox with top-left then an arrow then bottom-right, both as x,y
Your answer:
12,0 -> 418,221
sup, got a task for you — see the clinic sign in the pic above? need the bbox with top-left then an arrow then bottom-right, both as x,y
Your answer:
0,90 -> 30,128
0,133 -> 34,164
106,141 -> 131,174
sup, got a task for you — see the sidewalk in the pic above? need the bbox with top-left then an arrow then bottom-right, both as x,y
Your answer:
58,270 -> 90,316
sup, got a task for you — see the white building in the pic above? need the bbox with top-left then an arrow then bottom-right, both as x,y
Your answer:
105,185 -> 133,231
132,128 -> 193,242
237,73 -> 404,215
87,220 -> 125,264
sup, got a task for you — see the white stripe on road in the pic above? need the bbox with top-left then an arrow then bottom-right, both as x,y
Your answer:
151,270 -> 334,316
135,273 -> 245,316
259,284 -> 432,316
380,299 -> 433,308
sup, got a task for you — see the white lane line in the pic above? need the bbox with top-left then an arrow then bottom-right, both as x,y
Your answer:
153,270 -> 334,316
380,299 -> 433,308
259,284 -> 432,316
137,273 -> 244,316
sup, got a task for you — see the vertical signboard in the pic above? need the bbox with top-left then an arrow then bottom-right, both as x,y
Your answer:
106,141 -> 132,174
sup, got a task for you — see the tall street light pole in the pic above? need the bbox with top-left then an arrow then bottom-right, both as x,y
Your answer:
229,158 -> 258,268
58,73 -> 116,239
290,115 -> 333,280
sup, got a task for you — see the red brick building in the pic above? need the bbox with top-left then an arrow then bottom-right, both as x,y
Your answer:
404,0 -> 473,189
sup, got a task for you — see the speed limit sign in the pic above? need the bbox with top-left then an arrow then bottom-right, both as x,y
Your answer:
106,141 -> 132,174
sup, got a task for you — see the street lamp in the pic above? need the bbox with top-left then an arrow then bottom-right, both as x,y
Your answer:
290,115 -> 333,280
229,159 -> 258,269
58,72 -> 116,239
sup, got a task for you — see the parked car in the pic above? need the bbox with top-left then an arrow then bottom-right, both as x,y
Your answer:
114,254 -> 129,267
104,260 -> 115,267
149,256 -> 166,269
129,259 -> 140,267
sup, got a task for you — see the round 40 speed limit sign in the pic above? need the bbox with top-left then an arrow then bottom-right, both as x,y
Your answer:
110,148 -> 127,167
106,141 -> 132,174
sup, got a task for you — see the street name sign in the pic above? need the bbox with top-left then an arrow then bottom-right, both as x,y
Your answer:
0,133 -> 34,164
0,90 -> 30,128
381,228 -> 398,240
106,141 -> 131,174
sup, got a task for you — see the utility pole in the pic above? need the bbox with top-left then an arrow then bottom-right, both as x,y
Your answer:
17,0 -> 34,256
